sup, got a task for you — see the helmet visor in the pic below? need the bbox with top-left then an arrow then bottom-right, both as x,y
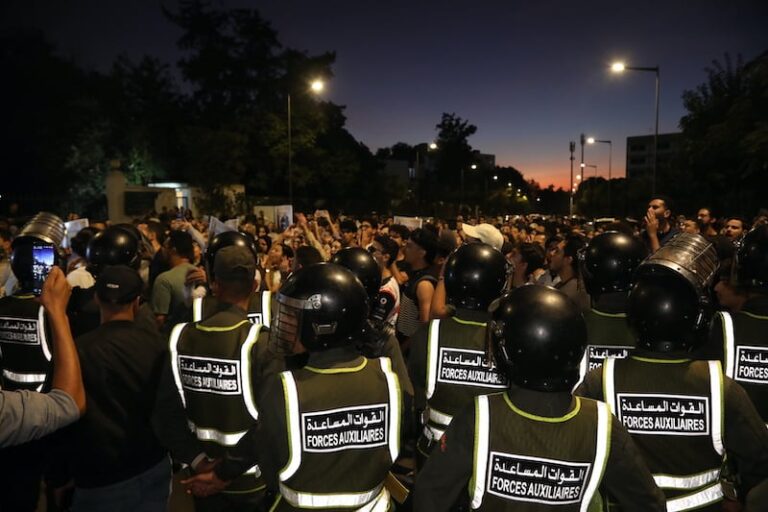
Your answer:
269,297 -> 304,355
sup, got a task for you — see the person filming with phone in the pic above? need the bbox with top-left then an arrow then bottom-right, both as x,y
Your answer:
0,212 -> 86,510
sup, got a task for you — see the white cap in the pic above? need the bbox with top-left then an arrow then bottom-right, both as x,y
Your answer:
461,223 -> 504,251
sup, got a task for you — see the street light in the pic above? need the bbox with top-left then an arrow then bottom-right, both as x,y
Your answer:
288,78 -> 326,206
587,137 -> 613,213
611,61 -> 660,194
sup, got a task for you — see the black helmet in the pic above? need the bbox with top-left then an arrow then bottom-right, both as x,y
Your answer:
444,243 -> 507,310
580,231 -> 646,296
270,263 -> 369,353
205,231 -> 258,279
489,285 -> 587,392
629,233 -> 718,352
628,275 -> 705,352
736,225 -> 768,292
330,247 -> 381,300
86,226 -> 140,275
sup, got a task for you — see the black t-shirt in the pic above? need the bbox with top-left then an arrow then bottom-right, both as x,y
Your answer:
73,320 -> 168,487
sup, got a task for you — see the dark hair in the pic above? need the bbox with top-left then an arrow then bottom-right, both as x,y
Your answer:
167,230 -> 195,261
257,235 -> 272,252
519,243 -> 545,278
410,228 -> 439,265
725,216 -> 749,230
374,235 -> 399,266
147,221 -> 166,245
389,224 -> 410,240
563,235 -> 586,274
295,246 -> 323,268
70,227 -> 100,257
282,244 -> 295,259
361,217 -> 378,229
0,228 -> 12,243
340,219 -> 358,233
650,194 -> 674,213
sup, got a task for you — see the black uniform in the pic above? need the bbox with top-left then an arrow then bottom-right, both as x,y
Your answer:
193,290 -> 274,327
704,296 -> 768,426
577,351 -> 768,511
216,347 -> 402,511
169,303 -> 284,511
0,294 -> 55,511
578,295 -> 635,382
414,385 -> 665,511
408,309 -> 507,460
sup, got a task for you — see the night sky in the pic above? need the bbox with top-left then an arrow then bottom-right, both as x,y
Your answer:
3,0 -> 767,188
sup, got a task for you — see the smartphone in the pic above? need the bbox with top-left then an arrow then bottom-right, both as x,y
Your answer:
31,243 -> 56,296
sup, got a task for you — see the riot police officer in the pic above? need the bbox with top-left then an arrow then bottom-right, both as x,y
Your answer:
182,263 -> 403,511
577,233 -> 768,510
408,243 -> 508,466
68,225 -> 143,337
192,230 -> 274,327
0,212 -> 66,510
331,247 -> 413,398
414,285 -> 666,511
577,231 -> 646,380
168,245 -> 283,511
707,224 -> 768,427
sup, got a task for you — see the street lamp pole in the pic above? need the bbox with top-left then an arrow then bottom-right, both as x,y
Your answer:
287,79 -> 325,207
287,93 -> 293,205
611,63 -> 660,194
569,141 -> 575,216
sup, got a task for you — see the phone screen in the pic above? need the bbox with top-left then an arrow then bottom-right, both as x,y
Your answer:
31,244 -> 56,295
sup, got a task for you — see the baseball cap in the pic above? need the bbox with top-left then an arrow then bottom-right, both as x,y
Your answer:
461,223 -> 504,251
214,245 -> 256,282
96,265 -> 143,304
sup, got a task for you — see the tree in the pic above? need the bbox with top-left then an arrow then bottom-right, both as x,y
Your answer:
676,52 -> 768,217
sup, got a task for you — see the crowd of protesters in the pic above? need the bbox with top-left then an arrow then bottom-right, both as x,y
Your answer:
0,195 -> 767,511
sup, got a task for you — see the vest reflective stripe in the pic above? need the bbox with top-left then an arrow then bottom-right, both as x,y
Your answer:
168,322 -> 189,407
240,324 -> 261,420
425,319 -> 441,399
469,395 -> 491,509
604,358 -> 725,456
666,481 -> 724,512
261,291 -> 271,327
380,357 -> 401,462
429,407 -> 452,427
192,297 -> 203,323
603,357 -> 617,414
279,371 -> 302,481
189,422 -> 248,445
720,312 -> 736,378
278,483 -> 386,510
278,360 -> 400,508
2,369 -> 47,383
37,305 -> 52,362
423,424 -> 445,443
470,396 -> 610,510
579,401 -> 612,512
708,361 -> 725,456
654,468 -> 720,489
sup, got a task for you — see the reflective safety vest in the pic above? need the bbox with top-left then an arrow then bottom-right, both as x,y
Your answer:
469,394 -> 611,511
192,290 -> 272,327
422,318 -> 507,446
276,357 -> 401,511
577,309 -> 634,384
603,357 -> 725,511
0,295 -> 53,392
169,318 -> 265,493
718,311 -> 768,428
